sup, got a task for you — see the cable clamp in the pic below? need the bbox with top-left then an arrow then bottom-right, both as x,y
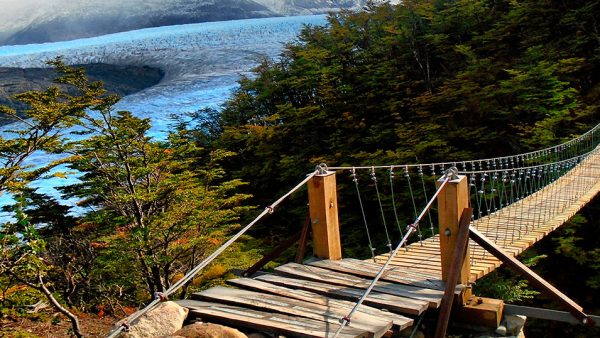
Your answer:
444,166 -> 459,180
154,292 -> 168,301
266,206 -> 274,214
341,315 -> 351,324
121,322 -> 130,332
406,222 -> 419,231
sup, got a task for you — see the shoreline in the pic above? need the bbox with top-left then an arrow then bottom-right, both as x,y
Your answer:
0,63 -> 164,127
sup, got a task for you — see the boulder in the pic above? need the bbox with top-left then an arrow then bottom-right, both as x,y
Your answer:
120,301 -> 188,338
247,333 -> 272,338
495,325 -> 507,336
174,322 -> 248,338
505,315 -> 527,336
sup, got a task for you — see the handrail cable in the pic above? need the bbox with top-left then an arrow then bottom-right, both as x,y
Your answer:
107,171 -> 318,338
327,123 -> 599,172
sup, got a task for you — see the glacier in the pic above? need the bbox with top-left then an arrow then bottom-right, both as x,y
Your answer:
0,15 -> 328,219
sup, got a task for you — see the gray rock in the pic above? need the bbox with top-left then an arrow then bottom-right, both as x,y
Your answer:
174,322 -> 248,338
505,315 -> 527,336
247,333 -> 272,338
495,324 -> 507,336
120,301 -> 189,338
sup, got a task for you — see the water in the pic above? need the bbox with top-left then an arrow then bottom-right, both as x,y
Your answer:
0,15 -> 328,219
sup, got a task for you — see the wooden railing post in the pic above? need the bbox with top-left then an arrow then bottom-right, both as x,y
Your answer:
308,171 -> 341,260
436,174 -> 470,286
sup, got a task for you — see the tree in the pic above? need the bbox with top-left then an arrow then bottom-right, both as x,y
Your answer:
64,108 -> 252,297
0,58 -> 109,338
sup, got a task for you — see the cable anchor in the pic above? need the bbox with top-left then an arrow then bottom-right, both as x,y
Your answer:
444,166 -> 459,180
315,163 -> 329,175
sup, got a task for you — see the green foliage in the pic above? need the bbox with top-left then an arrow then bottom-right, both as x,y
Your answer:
475,274 -> 540,303
0,60 -> 254,322
207,1 -> 600,241
474,252 -> 544,303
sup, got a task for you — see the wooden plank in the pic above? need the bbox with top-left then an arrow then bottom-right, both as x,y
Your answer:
276,263 -> 442,308
308,172 -> 341,260
256,274 -> 428,316
227,278 -> 412,330
177,300 -> 368,338
469,226 -> 590,324
192,287 -> 392,338
310,258 -> 445,290
435,208 -> 473,338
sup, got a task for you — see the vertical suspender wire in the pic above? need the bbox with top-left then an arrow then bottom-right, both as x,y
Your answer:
352,168 -> 376,261
372,167 -> 393,253
405,166 -> 420,249
389,167 -> 405,239
417,166 -> 431,243
479,173 -> 491,235
332,174 -> 453,338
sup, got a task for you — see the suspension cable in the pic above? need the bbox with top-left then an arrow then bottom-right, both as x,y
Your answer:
332,169 -> 454,338
327,123 -> 600,172
107,171 -> 318,338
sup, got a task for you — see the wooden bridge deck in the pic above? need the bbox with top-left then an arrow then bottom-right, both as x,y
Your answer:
377,150 -> 600,282
173,150 -> 600,337
176,258 -> 444,337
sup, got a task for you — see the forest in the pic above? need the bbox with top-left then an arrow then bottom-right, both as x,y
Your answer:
1,0 -> 599,337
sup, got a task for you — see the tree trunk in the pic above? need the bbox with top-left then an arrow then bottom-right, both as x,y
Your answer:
37,274 -> 84,338
151,265 -> 165,293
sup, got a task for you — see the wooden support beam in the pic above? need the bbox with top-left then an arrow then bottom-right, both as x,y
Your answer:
436,175 -> 471,286
453,296 -> 504,328
242,214 -> 312,277
434,208 -> 473,338
295,213 -> 312,263
243,230 -> 303,277
308,171 -> 342,260
469,226 -> 592,325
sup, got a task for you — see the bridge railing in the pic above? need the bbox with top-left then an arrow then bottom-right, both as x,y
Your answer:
109,123 -> 600,336
324,123 -> 600,261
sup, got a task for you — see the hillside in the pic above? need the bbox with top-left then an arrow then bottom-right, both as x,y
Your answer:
0,64 -> 163,125
0,0 -> 381,46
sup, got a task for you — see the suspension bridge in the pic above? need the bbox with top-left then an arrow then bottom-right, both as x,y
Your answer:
109,124 -> 600,338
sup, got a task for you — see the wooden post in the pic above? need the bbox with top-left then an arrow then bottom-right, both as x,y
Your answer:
308,171 -> 341,260
436,174 -> 470,287
435,208 -> 473,338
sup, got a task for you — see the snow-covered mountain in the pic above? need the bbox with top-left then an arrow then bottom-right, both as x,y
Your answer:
0,0 -> 383,46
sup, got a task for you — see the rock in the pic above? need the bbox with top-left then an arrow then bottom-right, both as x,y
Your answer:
505,315 -> 527,336
247,333 -> 272,338
120,301 -> 188,338
495,325 -> 507,336
174,322 -> 248,338
0,64 -> 163,127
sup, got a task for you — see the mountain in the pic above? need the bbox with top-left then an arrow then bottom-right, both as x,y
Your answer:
0,0 -> 382,46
